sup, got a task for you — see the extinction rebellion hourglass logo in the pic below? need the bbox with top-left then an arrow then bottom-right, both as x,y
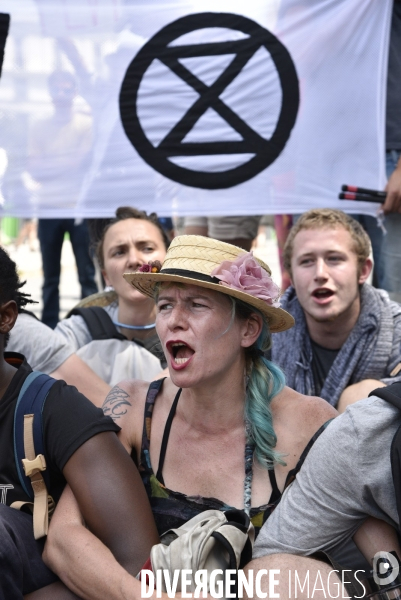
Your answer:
120,13 -> 299,190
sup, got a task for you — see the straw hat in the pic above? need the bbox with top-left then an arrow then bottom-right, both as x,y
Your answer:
124,235 -> 294,333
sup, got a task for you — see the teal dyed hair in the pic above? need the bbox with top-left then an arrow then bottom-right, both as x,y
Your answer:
232,297 -> 286,468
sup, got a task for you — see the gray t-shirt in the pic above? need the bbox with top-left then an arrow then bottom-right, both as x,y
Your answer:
8,312 -> 73,373
253,396 -> 400,559
54,304 -> 120,351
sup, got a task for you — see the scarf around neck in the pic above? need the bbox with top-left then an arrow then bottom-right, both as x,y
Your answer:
272,284 -> 401,406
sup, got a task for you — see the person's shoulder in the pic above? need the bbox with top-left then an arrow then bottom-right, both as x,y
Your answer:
44,378 -> 119,432
368,286 -> 401,316
54,314 -> 92,346
102,378 -> 154,425
275,386 -> 337,417
47,377 -> 95,406
104,376 -> 173,417
108,378 -> 152,398
102,378 -> 167,451
11,312 -> 43,336
345,394 -> 401,431
273,387 -> 337,440
312,394 -> 401,451
56,313 -> 88,331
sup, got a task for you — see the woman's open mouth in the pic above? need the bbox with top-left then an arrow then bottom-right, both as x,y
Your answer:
167,341 -> 195,369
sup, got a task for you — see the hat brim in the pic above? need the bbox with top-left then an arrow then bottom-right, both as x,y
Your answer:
124,271 -> 294,333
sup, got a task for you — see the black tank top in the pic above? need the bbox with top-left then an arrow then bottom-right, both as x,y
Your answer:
139,379 -> 330,537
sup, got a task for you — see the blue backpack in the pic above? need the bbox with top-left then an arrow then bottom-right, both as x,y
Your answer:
11,371 -> 57,539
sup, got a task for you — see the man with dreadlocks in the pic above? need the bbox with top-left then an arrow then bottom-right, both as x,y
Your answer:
0,246 -> 158,599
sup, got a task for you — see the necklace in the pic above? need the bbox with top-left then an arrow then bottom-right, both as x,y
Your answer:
244,421 -> 254,516
113,320 -> 156,330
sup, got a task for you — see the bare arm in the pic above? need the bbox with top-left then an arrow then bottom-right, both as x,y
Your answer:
45,430 -> 159,600
337,380 -> 386,414
50,354 -> 111,407
44,486 -> 142,600
45,383 -> 153,599
65,432 -> 159,568
353,517 -> 401,565
384,159 -> 401,214
24,581 -> 82,599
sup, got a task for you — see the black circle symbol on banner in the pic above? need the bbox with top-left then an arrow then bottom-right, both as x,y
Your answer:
120,12 -> 299,189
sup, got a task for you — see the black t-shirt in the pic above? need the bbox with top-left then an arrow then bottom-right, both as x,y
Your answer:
0,353 -> 120,507
310,340 -> 340,396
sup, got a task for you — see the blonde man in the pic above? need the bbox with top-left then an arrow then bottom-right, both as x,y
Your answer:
271,209 -> 401,412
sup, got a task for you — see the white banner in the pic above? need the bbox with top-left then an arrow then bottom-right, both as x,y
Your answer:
0,0 -> 393,218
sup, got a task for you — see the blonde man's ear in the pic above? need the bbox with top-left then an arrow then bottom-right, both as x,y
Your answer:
359,256 -> 373,285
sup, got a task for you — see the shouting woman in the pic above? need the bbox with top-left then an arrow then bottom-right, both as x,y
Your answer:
41,235 -> 336,600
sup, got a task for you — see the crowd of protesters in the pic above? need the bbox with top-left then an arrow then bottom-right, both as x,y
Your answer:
0,201 -> 400,600
0,1 -> 401,597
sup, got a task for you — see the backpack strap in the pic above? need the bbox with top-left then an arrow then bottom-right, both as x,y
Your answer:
283,418 -> 334,489
369,383 -> 401,411
12,372 -> 57,539
390,424 -> 401,535
69,306 -> 126,341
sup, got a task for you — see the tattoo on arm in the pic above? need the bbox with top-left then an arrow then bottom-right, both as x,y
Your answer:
102,386 -> 132,422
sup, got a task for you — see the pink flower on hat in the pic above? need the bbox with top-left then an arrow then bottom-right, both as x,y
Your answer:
211,252 -> 281,307
138,261 -> 162,273
138,264 -> 152,273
